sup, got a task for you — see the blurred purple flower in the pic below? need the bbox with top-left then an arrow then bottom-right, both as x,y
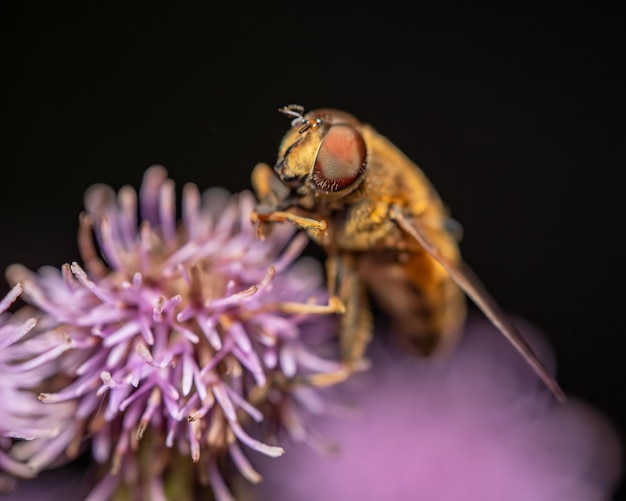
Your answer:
4,166 -> 340,500
251,316 -> 622,501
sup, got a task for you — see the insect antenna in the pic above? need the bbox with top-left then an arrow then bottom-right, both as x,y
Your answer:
278,104 -> 306,121
278,104 -> 321,133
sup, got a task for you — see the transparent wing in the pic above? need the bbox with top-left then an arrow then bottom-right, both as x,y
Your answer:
391,206 -> 566,402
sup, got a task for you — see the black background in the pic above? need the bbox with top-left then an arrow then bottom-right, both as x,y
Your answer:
1,3 -> 624,497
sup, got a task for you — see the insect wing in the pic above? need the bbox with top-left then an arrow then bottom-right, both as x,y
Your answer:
391,207 -> 566,402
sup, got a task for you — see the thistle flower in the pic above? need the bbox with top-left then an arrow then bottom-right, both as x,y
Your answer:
0,284 -> 39,492
5,166 -> 340,500
0,284 -> 76,494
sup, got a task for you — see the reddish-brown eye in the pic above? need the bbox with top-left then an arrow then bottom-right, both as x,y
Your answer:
312,124 -> 367,192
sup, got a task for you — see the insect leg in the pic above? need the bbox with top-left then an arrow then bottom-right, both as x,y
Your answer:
334,254 -> 373,365
305,254 -> 372,387
250,211 -> 328,240
390,206 -> 566,402
251,162 -> 290,208
259,296 -> 345,315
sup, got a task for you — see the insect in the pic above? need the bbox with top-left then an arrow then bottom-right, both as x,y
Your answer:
251,104 -> 565,401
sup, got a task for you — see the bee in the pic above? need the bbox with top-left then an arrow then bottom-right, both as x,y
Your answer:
252,104 -> 565,401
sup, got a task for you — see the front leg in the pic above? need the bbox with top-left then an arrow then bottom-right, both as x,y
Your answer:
250,210 -> 328,240
251,162 -> 289,209
251,162 -> 329,240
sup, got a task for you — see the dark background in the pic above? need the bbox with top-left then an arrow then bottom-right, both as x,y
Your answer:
1,3 -> 624,497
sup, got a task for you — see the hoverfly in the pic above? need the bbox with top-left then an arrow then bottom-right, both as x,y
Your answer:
252,104 -> 565,401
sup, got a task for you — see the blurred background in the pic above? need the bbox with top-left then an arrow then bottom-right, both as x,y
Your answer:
1,3 -> 623,497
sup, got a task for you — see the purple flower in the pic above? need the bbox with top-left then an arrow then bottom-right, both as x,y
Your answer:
0,285 -> 36,441
0,284 -> 39,493
4,166 -> 340,500
251,317 -> 622,501
0,284 -> 76,494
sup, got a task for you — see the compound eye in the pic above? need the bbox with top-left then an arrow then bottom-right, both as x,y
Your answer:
312,124 -> 367,192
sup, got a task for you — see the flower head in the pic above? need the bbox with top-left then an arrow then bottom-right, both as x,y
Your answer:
0,285 -> 37,440
0,284 -> 77,493
0,284 -> 38,492
5,166 -> 340,500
